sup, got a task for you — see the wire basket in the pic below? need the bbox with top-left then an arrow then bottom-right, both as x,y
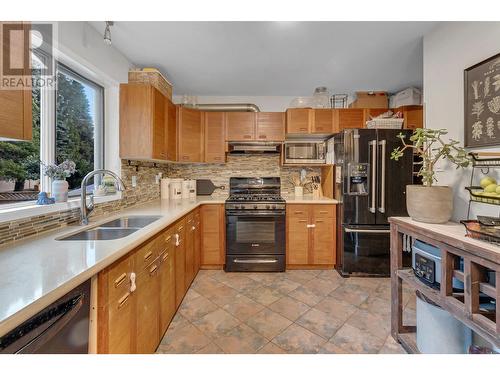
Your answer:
465,186 -> 500,206
366,118 -> 404,129
460,220 -> 500,245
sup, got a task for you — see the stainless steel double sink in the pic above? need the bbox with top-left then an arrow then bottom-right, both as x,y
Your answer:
58,215 -> 161,241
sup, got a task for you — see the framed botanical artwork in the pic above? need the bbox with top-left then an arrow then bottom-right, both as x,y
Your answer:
464,52 -> 500,148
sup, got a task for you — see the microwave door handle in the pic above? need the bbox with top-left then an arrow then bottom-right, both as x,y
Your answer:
378,140 -> 386,214
368,140 -> 377,214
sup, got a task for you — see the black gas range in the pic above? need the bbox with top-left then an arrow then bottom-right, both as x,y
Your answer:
225,177 -> 286,272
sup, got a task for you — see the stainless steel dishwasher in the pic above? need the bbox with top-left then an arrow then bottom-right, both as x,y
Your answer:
0,279 -> 91,354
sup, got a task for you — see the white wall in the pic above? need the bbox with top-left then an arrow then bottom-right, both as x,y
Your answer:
55,22 -> 134,175
423,22 -> 500,221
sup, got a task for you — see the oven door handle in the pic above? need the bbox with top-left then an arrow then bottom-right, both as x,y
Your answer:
225,211 -> 285,217
233,258 -> 278,264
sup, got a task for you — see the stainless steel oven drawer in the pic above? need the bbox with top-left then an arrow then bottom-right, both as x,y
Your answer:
225,255 -> 285,272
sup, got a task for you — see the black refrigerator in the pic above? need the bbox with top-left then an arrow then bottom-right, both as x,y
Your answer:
333,129 -> 413,276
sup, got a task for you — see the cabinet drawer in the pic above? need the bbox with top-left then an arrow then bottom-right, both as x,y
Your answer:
312,205 -> 334,218
287,205 -> 309,219
103,256 -> 133,302
106,289 -> 133,354
134,236 -> 159,270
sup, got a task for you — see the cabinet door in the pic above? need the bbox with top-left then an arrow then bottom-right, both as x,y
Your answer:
105,290 -> 134,354
225,112 -> 255,141
136,262 -> 160,354
286,109 -> 312,134
312,109 -> 334,134
0,22 -> 32,141
178,107 -> 203,162
185,213 -> 196,287
403,107 -> 423,129
336,109 -> 365,130
120,84 -> 153,159
159,230 -> 176,335
311,217 -> 335,265
166,100 -> 178,161
194,210 -> 201,275
152,87 -> 167,160
200,204 -> 224,267
174,220 -> 186,307
256,112 -> 285,141
287,217 -> 310,265
204,112 -> 225,163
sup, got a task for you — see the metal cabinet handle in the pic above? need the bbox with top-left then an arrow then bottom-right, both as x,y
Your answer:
149,264 -> 158,275
251,244 -> 260,247
233,259 -> 278,264
144,250 -> 153,262
378,140 -> 386,214
306,224 -> 316,228
243,135 -> 252,139
165,235 -> 172,243
174,233 -> 180,246
191,226 -> 196,231
368,140 -> 377,214
294,211 -> 304,214
299,128 -> 307,131
162,252 -> 169,262
344,228 -> 390,233
315,219 -> 324,223
114,273 -> 127,288
259,135 -> 267,139
118,292 -> 130,309
298,219 -> 307,223
319,210 -> 329,214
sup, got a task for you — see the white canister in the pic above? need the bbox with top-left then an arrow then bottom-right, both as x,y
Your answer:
188,180 -> 196,198
182,180 -> 190,199
169,179 -> 183,200
294,186 -> 304,198
160,178 -> 170,200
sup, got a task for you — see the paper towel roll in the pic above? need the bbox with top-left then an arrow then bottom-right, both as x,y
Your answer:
161,178 -> 170,200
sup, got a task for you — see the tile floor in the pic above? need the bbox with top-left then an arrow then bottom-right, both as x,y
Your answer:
156,269 -> 416,354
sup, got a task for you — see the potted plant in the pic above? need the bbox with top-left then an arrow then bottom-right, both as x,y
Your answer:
42,160 -> 76,203
391,129 -> 470,224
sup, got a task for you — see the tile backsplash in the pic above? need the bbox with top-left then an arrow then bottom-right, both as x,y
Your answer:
0,155 -> 319,246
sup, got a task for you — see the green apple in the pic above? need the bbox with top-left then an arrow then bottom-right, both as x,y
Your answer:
480,176 -> 497,188
484,184 -> 498,193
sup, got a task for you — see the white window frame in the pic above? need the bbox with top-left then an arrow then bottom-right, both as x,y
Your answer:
0,49 -> 120,219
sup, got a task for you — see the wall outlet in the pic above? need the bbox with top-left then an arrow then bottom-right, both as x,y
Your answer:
155,174 -> 160,184
131,175 -> 137,188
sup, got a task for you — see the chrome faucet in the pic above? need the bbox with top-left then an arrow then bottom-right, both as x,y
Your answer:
80,169 -> 125,225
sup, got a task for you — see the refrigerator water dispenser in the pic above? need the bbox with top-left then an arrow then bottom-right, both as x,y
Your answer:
347,163 -> 369,195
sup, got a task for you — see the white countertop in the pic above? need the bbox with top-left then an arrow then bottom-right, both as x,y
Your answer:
284,195 -> 338,204
0,197 -> 224,337
0,195 -> 337,336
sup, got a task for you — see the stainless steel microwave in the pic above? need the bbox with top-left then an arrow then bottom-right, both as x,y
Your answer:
284,141 -> 326,164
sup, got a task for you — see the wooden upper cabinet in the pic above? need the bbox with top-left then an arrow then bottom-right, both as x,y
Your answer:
0,22 -> 32,141
335,108 -> 365,130
225,112 -> 256,141
166,100 -> 177,161
312,109 -> 335,134
286,108 -> 312,134
256,112 -> 285,141
204,112 -> 225,163
398,106 -> 423,130
120,84 -> 173,161
177,106 -> 203,162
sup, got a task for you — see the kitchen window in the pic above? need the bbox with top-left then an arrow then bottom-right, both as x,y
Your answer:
0,59 -> 104,206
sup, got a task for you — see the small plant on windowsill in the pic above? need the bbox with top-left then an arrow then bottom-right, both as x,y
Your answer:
41,160 -> 76,203
390,128 -> 470,224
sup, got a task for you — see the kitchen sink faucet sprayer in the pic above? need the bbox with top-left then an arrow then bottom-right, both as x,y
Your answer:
80,169 -> 125,225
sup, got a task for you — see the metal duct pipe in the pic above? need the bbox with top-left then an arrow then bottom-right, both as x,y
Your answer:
195,103 -> 260,112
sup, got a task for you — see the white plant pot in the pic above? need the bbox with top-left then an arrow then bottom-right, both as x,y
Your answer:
406,185 -> 453,224
52,179 -> 69,203
294,186 -> 304,198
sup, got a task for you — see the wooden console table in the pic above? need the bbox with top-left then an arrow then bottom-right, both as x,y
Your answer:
389,217 -> 500,353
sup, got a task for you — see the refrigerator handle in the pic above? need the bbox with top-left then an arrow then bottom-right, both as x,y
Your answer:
368,140 -> 377,214
378,140 -> 386,213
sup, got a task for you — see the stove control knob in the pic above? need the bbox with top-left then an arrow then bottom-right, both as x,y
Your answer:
266,205 -> 270,209
253,205 -> 258,209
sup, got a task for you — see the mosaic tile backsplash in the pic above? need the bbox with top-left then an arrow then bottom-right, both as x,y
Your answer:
0,156 -> 319,246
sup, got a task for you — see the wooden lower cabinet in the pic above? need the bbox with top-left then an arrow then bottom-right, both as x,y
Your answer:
135,260 -> 160,354
194,210 -> 201,272
174,218 -> 186,308
185,213 -> 196,287
286,204 -> 336,268
158,229 -> 176,335
200,204 -> 225,268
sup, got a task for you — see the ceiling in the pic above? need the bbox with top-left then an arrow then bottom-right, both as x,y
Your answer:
89,21 -> 438,96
